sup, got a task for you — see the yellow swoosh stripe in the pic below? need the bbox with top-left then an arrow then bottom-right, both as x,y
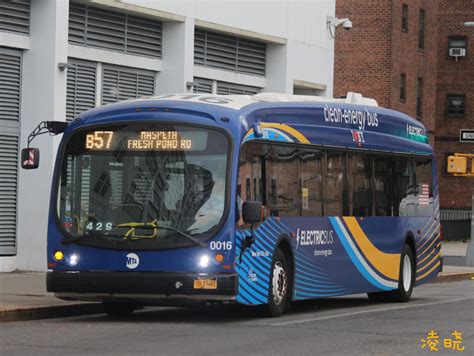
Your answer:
416,261 -> 440,281
417,253 -> 441,273
343,217 -> 400,280
260,123 -> 310,144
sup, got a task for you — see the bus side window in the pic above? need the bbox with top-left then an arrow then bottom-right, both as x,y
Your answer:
299,149 -> 323,217
265,145 -> 300,217
394,157 -> 410,216
237,142 -> 265,224
373,157 -> 394,216
414,158 -> 434,217
350,153 -> 372,217
324,151 -> 349,216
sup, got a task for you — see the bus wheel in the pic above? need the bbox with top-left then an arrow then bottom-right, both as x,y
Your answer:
389,244 -> 415,302
266,249 -> 290,317
103,302 -> 136,316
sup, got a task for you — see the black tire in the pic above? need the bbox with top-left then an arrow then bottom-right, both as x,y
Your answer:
367,244 -> 415,303
265,248 -> 292,317
389,244 -> 415,302
103,302 -> 136,316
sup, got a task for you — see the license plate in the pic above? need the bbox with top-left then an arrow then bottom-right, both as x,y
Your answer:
193,278 -> 217,289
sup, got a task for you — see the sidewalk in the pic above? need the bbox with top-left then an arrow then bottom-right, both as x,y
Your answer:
0,272 -> 102,322
1,243 -> 473,322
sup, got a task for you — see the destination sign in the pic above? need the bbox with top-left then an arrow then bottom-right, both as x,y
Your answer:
84,130 -> 206,151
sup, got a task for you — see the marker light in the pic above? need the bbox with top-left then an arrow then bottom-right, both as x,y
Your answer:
215,253 -> 224,263
53,250 -> 64,261
198,255 -> 210,268
69,254 -> 79,266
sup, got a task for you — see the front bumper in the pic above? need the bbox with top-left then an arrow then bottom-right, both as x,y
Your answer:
47,271 -> 237,303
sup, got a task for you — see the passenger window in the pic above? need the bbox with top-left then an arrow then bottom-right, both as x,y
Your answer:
300,150 -> 323,217
324,151 -> 349,216
374,158 -> 394,216
414,158 -> 434,217
265,145 -> 300,217
351,154 -> 372,216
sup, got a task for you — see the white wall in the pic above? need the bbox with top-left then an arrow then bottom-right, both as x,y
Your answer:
16,0 -> 69,271
0,0 -> 336,271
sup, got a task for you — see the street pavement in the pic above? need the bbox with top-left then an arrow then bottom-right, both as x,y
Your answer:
0,280 -> 472,355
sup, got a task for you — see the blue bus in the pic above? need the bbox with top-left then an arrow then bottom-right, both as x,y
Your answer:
23,92 -> 441,317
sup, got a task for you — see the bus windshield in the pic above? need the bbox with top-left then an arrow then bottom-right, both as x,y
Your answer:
57,123 -> 229,250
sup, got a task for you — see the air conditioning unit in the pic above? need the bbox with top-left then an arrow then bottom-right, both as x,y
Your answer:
449,47 -> 466,57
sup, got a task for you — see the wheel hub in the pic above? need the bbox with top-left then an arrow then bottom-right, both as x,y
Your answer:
403,254 -> 412,292
272,261 -> 287,305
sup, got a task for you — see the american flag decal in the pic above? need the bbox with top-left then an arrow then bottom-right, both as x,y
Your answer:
418,183 -> 430,205
351,130 -> 365,145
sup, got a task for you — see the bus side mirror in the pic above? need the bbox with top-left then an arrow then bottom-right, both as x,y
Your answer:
242,201 -> 262,224
21,148 -> 40,169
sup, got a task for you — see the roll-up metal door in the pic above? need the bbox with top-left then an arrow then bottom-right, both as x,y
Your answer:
102,65 -> 155,105
216,81 -> 259,95
193,77 -> 213,94
69,1 -> 162,58
66,59 -> 97,121
0,47 -> 21,256
0,0 -> 31,35
194,28 -> 266,76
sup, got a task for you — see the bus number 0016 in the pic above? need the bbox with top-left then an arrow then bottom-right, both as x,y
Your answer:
209,241 -> 232,251
85,131 -> 114,150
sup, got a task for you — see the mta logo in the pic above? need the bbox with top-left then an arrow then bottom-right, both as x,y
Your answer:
351,130 -> 365,146
126,253 -> 139,269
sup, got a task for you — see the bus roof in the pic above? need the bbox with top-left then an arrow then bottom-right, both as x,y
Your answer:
72,92 -> 432,155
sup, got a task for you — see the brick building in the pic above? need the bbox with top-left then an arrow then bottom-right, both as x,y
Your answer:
334,0 -> 474,237
435,0 -> 474,215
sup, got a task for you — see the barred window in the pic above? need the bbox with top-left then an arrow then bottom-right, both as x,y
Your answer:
194,28 -> 266,76
446,94 -> 466,117
69,1 -> 162,58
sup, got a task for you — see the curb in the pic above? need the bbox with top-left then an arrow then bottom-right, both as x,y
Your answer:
429,272 -> 474,283
0,303 -> 104,322
1,273 -> 472,322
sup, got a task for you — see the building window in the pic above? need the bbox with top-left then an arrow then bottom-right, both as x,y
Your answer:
66,59 -> 97,121
448,36 -> 468,57
402,4 -> 408,32
194,28 -> 267,76
416,77 -> 423,119
400,73 -> 406,102
101,65 -> 156,105
216,81 -> 260,95
446,94 -> 466,117
69,1 -> 163,58
0,0 -> 31,35
418,9 -> 425,50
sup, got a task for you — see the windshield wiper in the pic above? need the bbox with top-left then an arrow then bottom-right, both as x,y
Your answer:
114,221 -> 206,247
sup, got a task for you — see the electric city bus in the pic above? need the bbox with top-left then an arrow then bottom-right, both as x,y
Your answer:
22,92 -> 442,317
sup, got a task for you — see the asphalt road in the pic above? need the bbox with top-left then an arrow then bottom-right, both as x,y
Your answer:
1,280 -> 473,355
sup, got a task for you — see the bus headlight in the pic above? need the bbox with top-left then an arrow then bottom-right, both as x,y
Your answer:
198,255 -> 210,268
69,254 -> 79,266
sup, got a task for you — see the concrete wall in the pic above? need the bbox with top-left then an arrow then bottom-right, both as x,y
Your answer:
0,0 -> 336,271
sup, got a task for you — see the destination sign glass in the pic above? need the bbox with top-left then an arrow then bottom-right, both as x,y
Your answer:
82,128 -> 208,151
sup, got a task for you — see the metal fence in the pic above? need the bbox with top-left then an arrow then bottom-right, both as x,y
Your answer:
440,209 -> 471,241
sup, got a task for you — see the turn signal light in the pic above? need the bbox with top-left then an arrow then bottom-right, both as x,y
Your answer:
215,253 -> 224,263
53,250 -> 64,261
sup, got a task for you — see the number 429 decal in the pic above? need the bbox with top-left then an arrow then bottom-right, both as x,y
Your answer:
86,222 -> 113,231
